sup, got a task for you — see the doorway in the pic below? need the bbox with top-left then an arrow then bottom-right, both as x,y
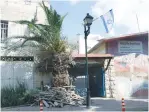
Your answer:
89,67 -> 105,97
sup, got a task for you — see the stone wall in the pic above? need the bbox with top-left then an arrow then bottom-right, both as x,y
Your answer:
104,59 -> 117,98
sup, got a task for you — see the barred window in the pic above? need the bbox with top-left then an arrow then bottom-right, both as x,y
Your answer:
1,20 -> 8,43
0,56 -> 34,61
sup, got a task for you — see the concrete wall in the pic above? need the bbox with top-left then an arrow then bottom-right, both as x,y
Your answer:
0,61 -> 52,89
105,53 -> 149,99
0,61 -> 34,89
113,53 -> 148,99
115,76 -> 148,99
114,54 -> 148,78
34,72 -> 52,89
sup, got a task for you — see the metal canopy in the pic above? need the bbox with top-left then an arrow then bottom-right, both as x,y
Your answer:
69,54 -> 114,77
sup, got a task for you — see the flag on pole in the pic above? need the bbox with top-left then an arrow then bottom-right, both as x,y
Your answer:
101,9 -> 114,33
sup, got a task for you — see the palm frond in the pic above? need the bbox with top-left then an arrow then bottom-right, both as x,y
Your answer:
58,13 -> 68,30
5,1 -> 71,74
39,1 -> 52,26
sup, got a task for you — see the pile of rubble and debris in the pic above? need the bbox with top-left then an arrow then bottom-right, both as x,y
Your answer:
32,87 -> 86,108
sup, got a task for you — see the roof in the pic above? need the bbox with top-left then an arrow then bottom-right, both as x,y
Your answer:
72,54 -> 113,58
88,31 -> 148,53
100,31 -> 148,42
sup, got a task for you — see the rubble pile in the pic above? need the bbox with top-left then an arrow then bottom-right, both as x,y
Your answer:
33,87 -> 86,108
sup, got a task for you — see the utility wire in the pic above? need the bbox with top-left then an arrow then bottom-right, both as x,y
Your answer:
136,14 -> 140,32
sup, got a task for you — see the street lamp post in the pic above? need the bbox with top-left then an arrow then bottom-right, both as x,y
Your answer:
83,13 -> 93,108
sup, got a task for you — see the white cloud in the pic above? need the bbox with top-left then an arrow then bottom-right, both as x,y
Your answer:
69,0 -> 80,5
91,0 -> 149,34
105,28 -> 115,37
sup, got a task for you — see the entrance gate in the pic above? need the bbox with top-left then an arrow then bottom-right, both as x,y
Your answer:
89,67 -> 105,97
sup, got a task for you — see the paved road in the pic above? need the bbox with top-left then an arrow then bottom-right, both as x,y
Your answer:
90,98 -> 148,111
2,98 -> 148,111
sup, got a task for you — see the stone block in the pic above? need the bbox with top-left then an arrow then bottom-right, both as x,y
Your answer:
105,87 -> 109,90
106,94 -> 111,98
110,82 -> 116,86
109,77 -> 115,81
106,90 -> 110,94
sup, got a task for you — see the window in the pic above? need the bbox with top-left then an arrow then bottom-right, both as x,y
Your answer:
1,20 -> 8,43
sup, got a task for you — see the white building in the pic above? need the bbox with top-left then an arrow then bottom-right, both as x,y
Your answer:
78,34 -> 103,54
0,0 -> 50,50
0,0 -> 51,89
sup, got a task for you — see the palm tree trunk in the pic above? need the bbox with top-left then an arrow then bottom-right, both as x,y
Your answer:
52,70 -> 70,87
50,53 -> 71,87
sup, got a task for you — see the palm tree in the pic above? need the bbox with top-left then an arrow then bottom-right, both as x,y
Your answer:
5,1 -> 75,88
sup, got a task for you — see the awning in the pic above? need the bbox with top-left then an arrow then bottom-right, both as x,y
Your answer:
69,54 -> 114,76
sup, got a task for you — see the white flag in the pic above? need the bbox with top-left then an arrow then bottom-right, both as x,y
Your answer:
101,9 -> 114,33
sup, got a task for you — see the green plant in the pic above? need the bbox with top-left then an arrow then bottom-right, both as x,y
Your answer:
15,81 -> 27,97
1,86 -> 17,107
22,91 -> 35,104
1,82 -> 36,107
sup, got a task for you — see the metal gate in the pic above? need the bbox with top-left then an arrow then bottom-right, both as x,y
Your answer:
89,67 -> 105,97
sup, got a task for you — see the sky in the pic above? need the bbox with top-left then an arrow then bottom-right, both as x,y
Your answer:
50,0 -> 149,42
